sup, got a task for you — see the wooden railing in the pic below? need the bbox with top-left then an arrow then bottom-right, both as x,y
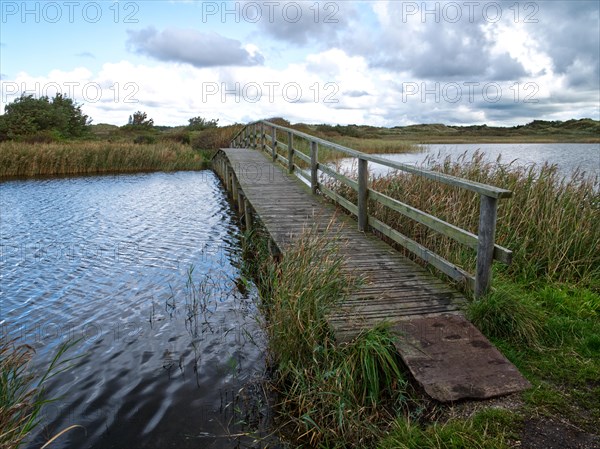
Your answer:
229,120 -> 513,297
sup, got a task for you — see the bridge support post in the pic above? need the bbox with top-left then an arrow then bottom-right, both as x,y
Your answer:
244,198 -> 253,231
287,131 -> 294,174
358,157 -> 369,232
310,141 -> 318,194
231,174 -> 238,202
237,190 -> 245,214
271,126 -> 277,162
475,195 -> 498,298
224,165 -> 231,191
260,122 -> 265,152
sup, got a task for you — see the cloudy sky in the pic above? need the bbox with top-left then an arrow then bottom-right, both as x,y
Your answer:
1,1 -> 599,126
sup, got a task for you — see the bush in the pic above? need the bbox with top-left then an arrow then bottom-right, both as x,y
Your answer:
133,134 -> 156,145
190,126 -> 241,150
0,94 -> 91,140
187,116 -> 219,131
467,287 -> 545,347
160,130 -> 191,145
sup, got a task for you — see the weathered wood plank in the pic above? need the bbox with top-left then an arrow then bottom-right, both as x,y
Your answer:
368,189 -> 511,265
391,315 -> 531,402
368,216 -> 476,290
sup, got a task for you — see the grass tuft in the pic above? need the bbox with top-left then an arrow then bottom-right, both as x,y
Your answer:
467,287 -> 545,348
379,408 -> 516,449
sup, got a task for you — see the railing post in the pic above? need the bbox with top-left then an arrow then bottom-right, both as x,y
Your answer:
358,157 -> 369,232
237,190 -> 244,214
310,140 -> 318,194
244,198 -> 253,230
231,173 -> 238,200
287,131 -> 294,174
271,126 -> 277,162
260,122 -> 265,152
475,195 -> 498,298
225,164 -> 231,191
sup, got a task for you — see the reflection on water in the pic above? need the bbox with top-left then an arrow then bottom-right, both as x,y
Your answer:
335,143 -> 600,179
0,171 -> 279,448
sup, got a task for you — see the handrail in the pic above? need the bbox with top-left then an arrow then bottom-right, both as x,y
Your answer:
230,120 -> 513,297
260,120 -> 513,199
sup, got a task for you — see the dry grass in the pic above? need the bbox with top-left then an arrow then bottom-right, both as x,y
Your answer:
323,136 -> 421,156
0,141 -> 208,178
330,151 -> 599,289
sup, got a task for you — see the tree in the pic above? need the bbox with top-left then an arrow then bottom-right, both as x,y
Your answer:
128,111 -> 154,127
187,116 -> 218,131
0,94 -> 91,140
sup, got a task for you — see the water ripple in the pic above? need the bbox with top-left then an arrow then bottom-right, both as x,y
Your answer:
0,171 -> 272,448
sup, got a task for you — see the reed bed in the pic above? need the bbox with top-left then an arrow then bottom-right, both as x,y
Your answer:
0,141 -> 208,178
329,136 -> 421,155
330,151 -> 599,290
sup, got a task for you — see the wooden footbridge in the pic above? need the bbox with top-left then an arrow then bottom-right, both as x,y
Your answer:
213,120 -> 530,402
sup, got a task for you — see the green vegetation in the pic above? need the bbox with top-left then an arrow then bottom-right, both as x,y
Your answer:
243,227 -> 408,447
187,116 -> 219,131
242,226 -> 535,448
380,408 -> 517,449
0,93 -> 243,178
0,94 -> 91,141
0,337 -> 81,448
126,110 -> 154,128
332,151 -> 599,289
309,118 -> 600,143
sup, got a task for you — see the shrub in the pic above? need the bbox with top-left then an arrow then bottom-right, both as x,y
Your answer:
0,94 -> 91,140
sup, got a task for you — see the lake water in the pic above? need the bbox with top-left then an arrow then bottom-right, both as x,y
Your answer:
336,143 -> 600,179
0,171 -> 279,448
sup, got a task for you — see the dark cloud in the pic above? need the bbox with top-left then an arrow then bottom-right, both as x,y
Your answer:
339,0 -> 597,88
252,1 -> 356,46
485,54 -> 527,81
337,2 -> 496,79
532,2 -> 599,90
126,27 -> 264,68
534,2 -> 599,70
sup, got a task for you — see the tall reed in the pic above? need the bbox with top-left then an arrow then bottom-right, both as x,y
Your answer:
330,151 -> 599,289
0,338 -> 80,448
0,141 -> 208,178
